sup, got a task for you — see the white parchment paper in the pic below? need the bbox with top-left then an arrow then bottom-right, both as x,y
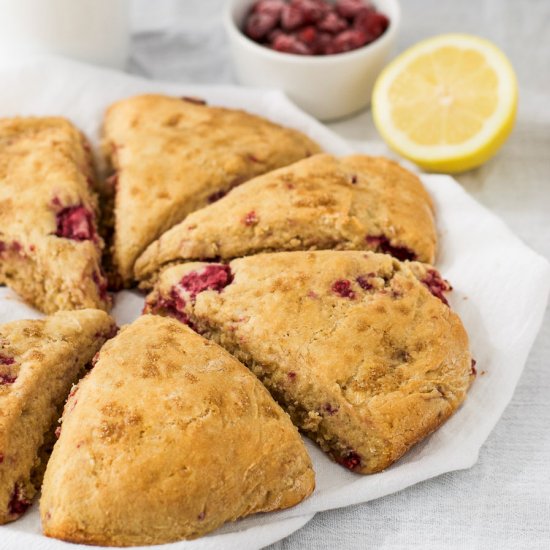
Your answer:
0,56 -> 548,550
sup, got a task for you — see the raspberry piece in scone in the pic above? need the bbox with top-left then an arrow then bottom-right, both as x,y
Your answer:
0,309 -> 115,524
144,264 -> 232,327
0,117 -> 111,313
101,94 -> 321,285
55,205 -> 97,242
135,154 -> 436,286
145,251 -> 473,474
41,315 -> 314,545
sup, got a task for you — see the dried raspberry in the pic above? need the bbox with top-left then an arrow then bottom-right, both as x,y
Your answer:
179,265 -> 233,301
421,268 -> 451,306
314,32 -> 334,55
280,4 -> 306,30
155,295 -> 186,322
332,279 -> 356,299
339,451 -> 362,470
170,287 -> 187,311
329,29 -> 368,53
8,484 -> 31,516
297,25 -> 318,46
267,28 -> 284,44
290,0 -> 328,23
55,205 -> 96,242
471,359 -> 477,376
51,196 -> 63,208
323,403 -> 339,415
356,275 -> 373,291
317,11 -> 347,33
365,235 -> 417,261
0,373 -> 17,385
245,12 -> 279,41
288,371 -> 297,380
272,33 -> 311,54
0,453 -> 4,463
350,174 -> 358,184
252,0 -> 285,17
335,0 -> 369,19
354,9 -> 389,42
0,354 -> 15,365
55,426 -> 62,439
147,290 -> 190,326
243,211 -> 259,226
0,354 -> 16,385
0,241 -> 5,254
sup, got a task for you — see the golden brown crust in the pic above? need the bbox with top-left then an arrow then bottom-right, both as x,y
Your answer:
40,315 -> 314,545
135,154 -> 436,285
102,94 -> 322,285
0,117 -> 110,313
0,309 -> 115,524
145,251 -> 473,474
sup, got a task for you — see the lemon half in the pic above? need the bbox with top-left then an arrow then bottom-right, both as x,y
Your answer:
372,34 -> 518,173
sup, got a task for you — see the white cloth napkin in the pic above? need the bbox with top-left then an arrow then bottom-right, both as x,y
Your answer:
0,56 -> 548,550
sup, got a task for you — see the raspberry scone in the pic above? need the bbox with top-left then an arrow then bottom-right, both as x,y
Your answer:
0,117 -> 110,313
144,251 -> 474,474
0,309 -> 116,524
135,154 -> 436,284
102,94 -> 321,286
40,315 -> 314,545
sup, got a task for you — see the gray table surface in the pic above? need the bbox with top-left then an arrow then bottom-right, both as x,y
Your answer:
130,1 -> 550,548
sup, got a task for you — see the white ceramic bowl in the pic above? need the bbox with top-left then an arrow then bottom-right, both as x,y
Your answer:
224,0 -> 400,121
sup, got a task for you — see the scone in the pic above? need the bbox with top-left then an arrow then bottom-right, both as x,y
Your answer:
144,251 -> 474,474
40,315 -> 315,545
0,117 -> 110,313
0,309 -> 116,524
102,94 -> 321,285
135,154 -> 436,285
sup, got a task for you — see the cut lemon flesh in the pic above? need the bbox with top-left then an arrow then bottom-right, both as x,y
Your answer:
372,34 -> 518,173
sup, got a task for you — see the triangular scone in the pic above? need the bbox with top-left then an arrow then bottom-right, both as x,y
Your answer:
40,315 -> 315,545
0,117 -> 110,313
135,154 -> 436,284
144,252 -> 473,474
0,309 -> 116,524
102,94 -> 321,285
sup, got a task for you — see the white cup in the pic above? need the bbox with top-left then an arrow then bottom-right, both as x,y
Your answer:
0,0 -> 131,69
225,0 -> 401,121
